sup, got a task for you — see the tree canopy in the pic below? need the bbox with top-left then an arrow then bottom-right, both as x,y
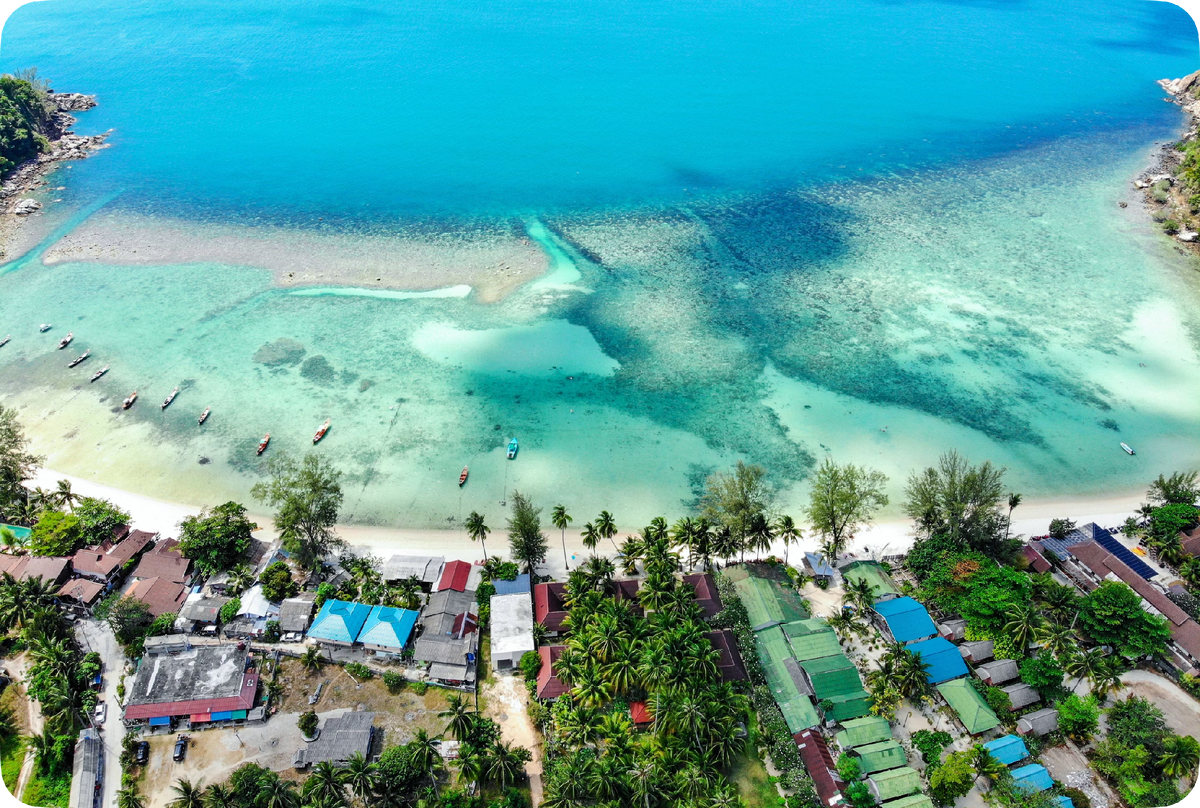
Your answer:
0,75 -> 53,175
1078,581 -> 1170,659
804,458 -> 888,560
700,461 -> 775,550
251,453 -> 344,571
259,560 -> 298,603
28,510 -> 83,556
73,496 -> 131,546
506,492 -> 547,574
1147,471 -> 1199,507
178,501 -> 256,575
903,450 -> 1015,560
0,404 -> 42,517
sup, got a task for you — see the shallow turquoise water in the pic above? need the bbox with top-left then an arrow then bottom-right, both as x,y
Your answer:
0,0 -> 1199,527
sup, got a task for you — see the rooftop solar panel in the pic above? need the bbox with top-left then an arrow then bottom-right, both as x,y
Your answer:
1095,534 -> 1157,580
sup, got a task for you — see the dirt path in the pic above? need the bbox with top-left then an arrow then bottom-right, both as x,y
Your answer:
8,653 -> 43,803
481,674 -> 542,805
1041,744 -> 1117,808
1119,670 -> 1200,739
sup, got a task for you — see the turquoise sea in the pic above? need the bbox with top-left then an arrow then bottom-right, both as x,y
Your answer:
1,0 -> 1199,527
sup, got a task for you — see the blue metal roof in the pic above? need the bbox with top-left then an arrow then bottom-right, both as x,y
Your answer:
1042,522 -> 1109,560
149,716 -> 170,726
358,605 -> 419,649
908,637 -> 969,683
982,735 -> 1029,765
210,711 -> 233,722
1055,797 -> 1074,808
493,574 -> 531,596
805,552 -> 837,577
874,597 -> 938,643
307,599 -> 372,644
1012,764 -> 1053,793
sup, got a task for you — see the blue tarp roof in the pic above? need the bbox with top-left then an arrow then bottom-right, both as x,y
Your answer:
874,597 -> 938,643
149,716 -> 170,726
493,574 -> 531,595
307,599 -> 372,644
1012,764 -> 1053,793
1055,797 -> 1074,808
358,605 -> 419,650
908,637 -> 969,683
982,735 -> 1029,765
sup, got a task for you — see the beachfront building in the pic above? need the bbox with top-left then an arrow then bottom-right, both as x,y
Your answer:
295,711 -> 375,769
436,560 -> 483,593
58,577 -> 106,616
121,644 -> 259,729
907,637 -> 969,684
68,728 -> 103,808
803,552 -> 838,584
1017,708 -> 1059,737
126,575 -> 188,618
224,584 -> 280,639
840,560 -> 900,602
491,593 -> 535,671
307,600 -> 372,649
835,716 -> 891,751
70,526 -> 155,588
799,655 -> 871,721
682,573 -> 724,619
982,735 -> 1030,766
1001,683 -> 1041,711
872,597 -> 937,644
358,605 -> 419,658
279,593 -> 317,636
794,729 -> 846,807
881,795 -> 934,808
0,554 -> 71,587
382,554 -> 444,587
492,574 -> 531,595
936,678 -> 1000,735
533,582 -> 570,635
131,538 -> 191,584
1011,764 -> 1054,793
855,740 -> 909,775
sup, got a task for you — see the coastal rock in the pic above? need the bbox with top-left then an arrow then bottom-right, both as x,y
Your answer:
1178,231 -> 1198,242
13,199 -> 41,215
49,92 -> 97,113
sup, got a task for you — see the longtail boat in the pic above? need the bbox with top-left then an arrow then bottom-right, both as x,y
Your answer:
198,408 -> 210,425
122,390 -> 138,409
1121,442 -> 1135,455
90,365 -> 109,382
459,466 -> 469,487
161,387 -> 179,410
57,332 -> 73,349
257,434 -> 270,455
68,349 -> 90,368
0,335 -> 9,348
507,437 -> 519,459
313,419 -> 331,444
39,324 -> 51,332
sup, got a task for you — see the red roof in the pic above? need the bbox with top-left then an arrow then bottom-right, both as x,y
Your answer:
133,545 -> 191,584
705,630 -> 747,681
126,576 -> 188,617
794,730 -> 845,806
59,578 -> 105,605
630,701 -> 652,725
122,673 -> 258,720
684,573 -> 724,619
1021,545 -> 1052,574
1182,525 -> 1200,559
536,645 -> 570,700
0,555 -> 70,585
438,561 -> 472,592
534,583 -> 569,632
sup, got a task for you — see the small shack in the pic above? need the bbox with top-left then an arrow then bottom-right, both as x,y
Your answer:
1001,683 -> 1041,711
295,711 -> 375,769
959,639 -> 994,664
975,659 -> 1020,686
873,597 -> 937,644
867,767 -> 921,802
981,735 -> 1029,766
1017,708 -> 1058,737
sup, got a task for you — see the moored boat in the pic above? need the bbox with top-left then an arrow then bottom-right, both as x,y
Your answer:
57,332 -> 73,349
161,387 -> 179,410
123,390 -> 138,409
313,419 -> 331,444
459,466 -> 469,487
1121,442 -> 1135,455
507,437 -> 518,459
257,434 -> 270,455
0,335 -> 9,348
198,408 -> 210,425
90,365 -> 109,382
39,324 -> 51,332
68,349 -> 90,368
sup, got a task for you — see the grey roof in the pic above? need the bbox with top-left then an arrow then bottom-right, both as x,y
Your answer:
383,555 -> 444,584
301,711 -> 375,766
1002,683 -> 1041,710
939,620 -> 967,641
1017,707 -> 1058,736
179,596 -> 230,624
1040,522 -> 1111,560
975,659 -> 1019,685
126,645 -> 249,707
279,597 -> 315,632
428,661 -> 476,683
959,640 -> 994,663
425,588 -> 476,618
490,593 -> 534,659
68,728 -> 102,808
413,633 -> 477,665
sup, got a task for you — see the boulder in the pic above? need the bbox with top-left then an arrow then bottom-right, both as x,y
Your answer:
1178,231 -> 1198,243
13,199 -> 41,215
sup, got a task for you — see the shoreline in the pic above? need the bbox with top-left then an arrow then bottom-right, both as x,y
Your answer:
26,466 -> 1142,578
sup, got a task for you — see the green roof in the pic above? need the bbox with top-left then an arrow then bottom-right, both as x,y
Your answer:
779,695 -> 821,733
937,679 -> 1000,734
802,655 -> 866,700
735,576 -> 783,627
842,561 -> 900,599
782,618 -> 835,638
883,795 -> 935,808
801,654 -> 855,674
788,630 -> 844,661
836,716 -> 892,749
754,625 -> 820,731
856,740 -> 908,774
826,691 -> 872,721
868,767 -> 922,802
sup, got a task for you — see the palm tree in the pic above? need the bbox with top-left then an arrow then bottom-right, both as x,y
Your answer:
893,646 -> 932,698
118,787 -> 147,808
203,784 -> 238,808
1005,492 -> 1022,541
488,741 -> 530,790
259,778 -> 300,808
748,512 -> 774,560
407,729 -> 443,797
670,517 -> 696,568
455,747 -> 485,785
1090,656 -> 1128,699
465,511 -> 490,562
626,756 -> 663,808
301,645 -> 324,674
439,694 -> 475,742
169,779 -> 206,808
1064,647 -> 1107,693
305,761 -> 347,806
1034,621 -> 1077,662
551,505 -> 572,571
228,564 -> 256,596
52,479 -> 78,511
596,510 -> 619,552
775,515 -> 802,566
1180,558 -> 1200,589
618,534 -> 644,576
572,670 -> 613,709
343,752 -> 378,805
1003,605 -> 1044,652
1160,734 -> 1200,781
843,577 -> 875,614
581,522 -> 600,558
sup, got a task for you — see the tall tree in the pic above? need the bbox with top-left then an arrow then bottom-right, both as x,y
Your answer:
1148,471 -> 1200,507
465,511 -> 490,562
700,461 -> 774,560
805,458 -> 889,560
551,505 -> 572,571
595,510 -> 619,552
903,450 -> 1011,557
506,492 -> 548,574
251,453 -> 344,572
774,515 -> 802,566
581,522 -> 599,559
168,779 -> 206,808
178,502 -> 256,576
0,405 -> 41,516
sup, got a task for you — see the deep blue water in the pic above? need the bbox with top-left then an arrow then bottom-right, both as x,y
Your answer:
1,0 -> 1196,219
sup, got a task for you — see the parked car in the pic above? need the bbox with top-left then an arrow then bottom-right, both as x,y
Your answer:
135,742 -> 149,765
173,735 -> 188,762
93,702 -> 106,724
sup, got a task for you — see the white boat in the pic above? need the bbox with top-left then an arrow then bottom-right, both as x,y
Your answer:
161,387 -> 179,410
313,419 -> 331,444
68,349 -> 90,368
0,335 -> 9,348
39,324 -> 51,332
123,390 -> 138,410
1121,442 -> 1135,455
198,408 -> 210,425
90,365 -> 109,382
57,332 -> 73,349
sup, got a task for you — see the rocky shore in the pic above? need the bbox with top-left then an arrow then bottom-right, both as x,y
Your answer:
0,90 -> 108,216
1141,72 -> 1200,247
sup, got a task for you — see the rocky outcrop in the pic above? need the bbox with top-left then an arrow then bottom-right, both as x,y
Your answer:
1142,73 -> 1200,246
49,92 -> 96,113
13,199 -> 41,215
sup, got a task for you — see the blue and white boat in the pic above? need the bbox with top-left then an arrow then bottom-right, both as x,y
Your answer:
507,438 -> 519,459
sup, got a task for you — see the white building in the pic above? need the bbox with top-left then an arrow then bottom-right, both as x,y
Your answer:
490,593 -> 534,671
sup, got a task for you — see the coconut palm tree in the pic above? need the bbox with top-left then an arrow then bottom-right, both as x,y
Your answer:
1064,647 -> 1107,693
343,752 -> 377,805
169,779 -> 206,808
488,741 -> 530,790
1090,655 -> 1128,699
581,522 -> 600,558
775,515 -> 802,566
303,762 -> 346,807
596,511 -> 619,552
118,787 -> 147,808
301,645 -> 324,674
228,564 -> 256,596
439,694 -> 475,742
893,646 -> 932,698
619,534 -> 644,576
748,512 -> 774,560
203,783 -> 238,808
51,479 -> 78,511
627,756 -> 664,808
259,778 -> 300,808
843,577 -> 875,614
551,505 -> 572,571
572,670 -> 613,709
1003,604 -> 1044,652
1160,734 -> 1200,781
464,511 -> 490,562
670,517 -> 695,568
454,746 -> 485,785
407,729 -> 443,797
1034,621 -> 1077,662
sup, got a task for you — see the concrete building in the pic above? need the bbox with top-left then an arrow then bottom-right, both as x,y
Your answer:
490,593 -> 534,671
122,644 -> 259,728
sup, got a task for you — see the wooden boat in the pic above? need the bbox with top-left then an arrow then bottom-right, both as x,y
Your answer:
0,335 -> 9,348
68,349 -> 90,368
507,437 -> 518,459
313,419 -> 331,444
257,434 -> 270,455
89,365 -> 109,382
57,332 -> 73,349
198,408 -> 210,425
161,387 -> 179,410
39,324 -> 51,332
122,390 -> 138,410
459,466 -> 469,487
1121,442 -> 1135,455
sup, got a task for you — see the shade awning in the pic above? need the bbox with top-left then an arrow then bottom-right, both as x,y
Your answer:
211,711 -> 233,721
190,714 -> 211,723
149,716 -> 171,726
231,710 -> 248,720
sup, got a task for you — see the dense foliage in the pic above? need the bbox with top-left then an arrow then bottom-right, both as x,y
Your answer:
506,492 -> 548,574
27,511 -> 83,556
903,451 -> 1020,564
1077,581 -> 1169,659
0,75 -> 53,175
259,560 -> 299,602
178,501 -> 256,575
252,453 -> 345,571
803,459 -> 888,560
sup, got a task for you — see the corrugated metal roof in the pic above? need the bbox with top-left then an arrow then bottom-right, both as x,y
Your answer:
825,691 -> 871,721
803,656 -> 867,700
835,717 -> 892,749
936,679 -> 999,734
982,735 -> 1029,765
882,795 -> 934,808
783,618 -> 836,638
358,606 -> 419,650
856,740 -> 908,774
1011,764 -> 1053,793
841,561 -> 900,598
867,768 -> 921,802
789,630 -> 844,661
308,600 -> 372,644
874,597 -> 937,643
908,637 -> 968,683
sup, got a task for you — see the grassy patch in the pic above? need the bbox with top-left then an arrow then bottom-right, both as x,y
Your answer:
729,747 -> 779,808
479,632 -> 492,684
22,768 -> 70,808
1,733 -> 24,793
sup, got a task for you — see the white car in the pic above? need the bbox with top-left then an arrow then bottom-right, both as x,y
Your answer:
93,702 -> 106,724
